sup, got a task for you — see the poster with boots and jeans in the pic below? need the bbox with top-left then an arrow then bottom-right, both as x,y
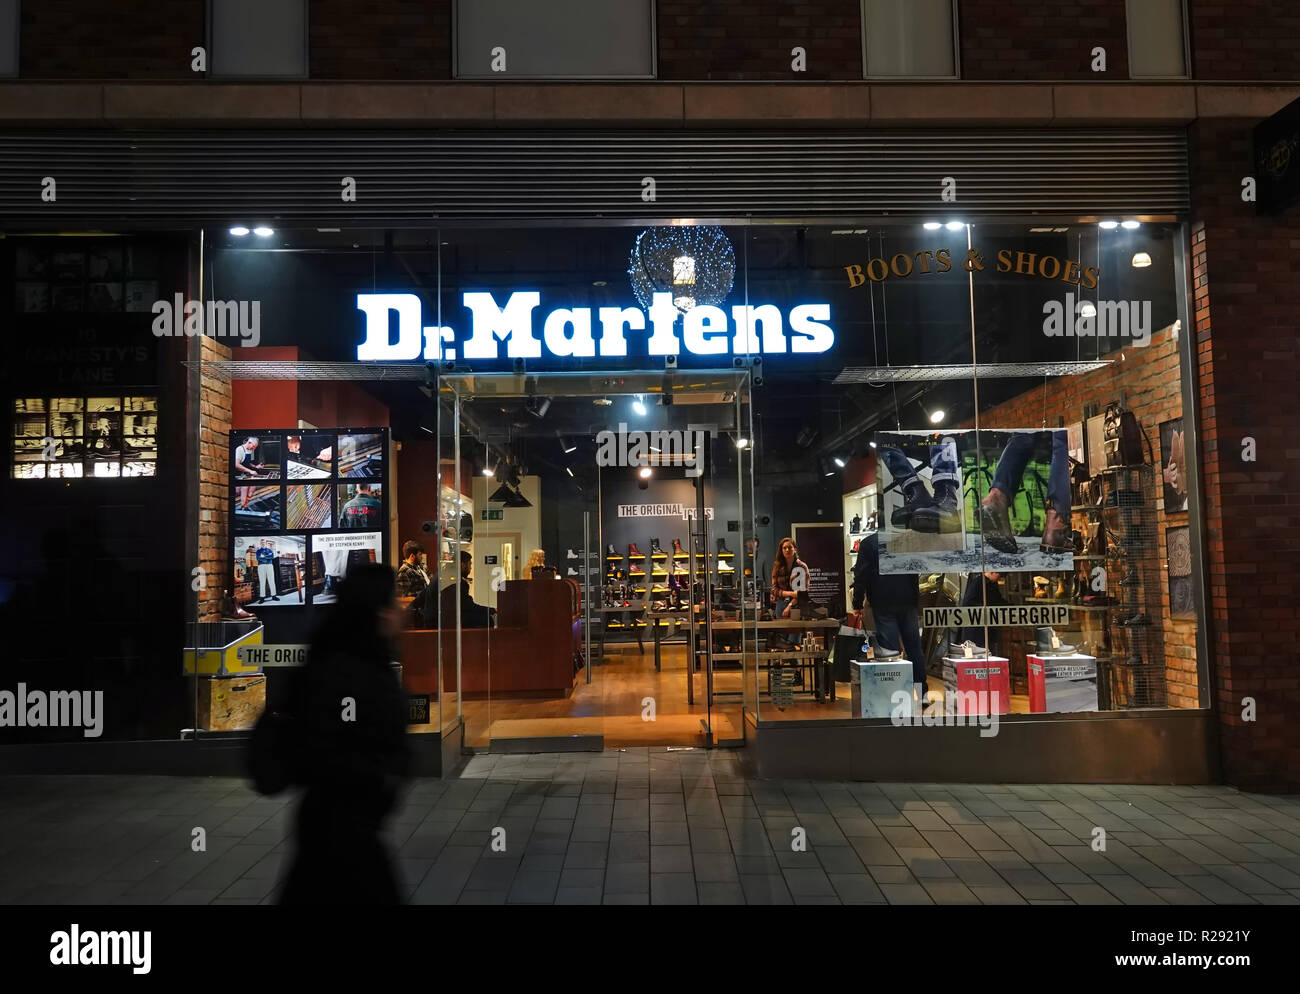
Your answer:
878,429 -> 1073,575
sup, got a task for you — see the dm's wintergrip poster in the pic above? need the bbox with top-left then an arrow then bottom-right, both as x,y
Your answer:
878,428 -> 1073,575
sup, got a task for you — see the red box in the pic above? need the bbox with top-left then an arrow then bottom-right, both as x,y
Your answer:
1027,654 -> 1099,713
953,656 -> 1011,715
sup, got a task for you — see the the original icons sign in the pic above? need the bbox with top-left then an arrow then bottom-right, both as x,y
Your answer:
355,291 -> 835,362
1255,92 -> 1300,215
236,643 -> 311,667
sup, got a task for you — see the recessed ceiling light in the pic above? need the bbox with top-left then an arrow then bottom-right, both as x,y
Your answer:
229,226 -> 249,236
638,466 -> 652,479
833,456 -> 846,468
929,409 -> 946,424
253,226 -> 274,237
592,280 -> 607,287
1131,251 -> 1152,268
945,221 -> 965,231
735,437 -> 749,449
1079,301 -> 1098,318
1098,221 -> 1119,230
633,397 -> 647,416
1121,220 -> 1141,230
923,222 -> 942,231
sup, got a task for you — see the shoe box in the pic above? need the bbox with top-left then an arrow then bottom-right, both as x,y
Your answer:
947,655 -> 1011,715
1027,654 -> 1099,713
197,675 -> 267,731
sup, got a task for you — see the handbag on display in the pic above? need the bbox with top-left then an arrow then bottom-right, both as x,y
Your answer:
831,616 -> 870,683
1103,403 -> 1151,468
1086,518 -> 1107,557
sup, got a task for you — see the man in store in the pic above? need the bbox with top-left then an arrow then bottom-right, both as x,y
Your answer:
396,540 -> 430,600
255,538 -> 279,603
340,483 -> 383,530
421,550 -> 495,629
851,532 -> 925,692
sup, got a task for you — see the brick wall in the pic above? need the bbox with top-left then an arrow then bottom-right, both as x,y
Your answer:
310,0 -> 451,80
1189,118 -> 1300,793
959,326 -> 1197,707
657,1 -> 862,80
198,336 -> 231,622
1189,0 -> 1300,79
19,0 -> 203,78
959,0 -> 1130,80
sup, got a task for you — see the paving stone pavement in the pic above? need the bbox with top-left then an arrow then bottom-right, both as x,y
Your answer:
2,748 -> 1300,906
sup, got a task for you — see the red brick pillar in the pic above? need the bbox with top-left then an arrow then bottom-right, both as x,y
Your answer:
197,335 -> 231,621
1190,118 -> 1300,792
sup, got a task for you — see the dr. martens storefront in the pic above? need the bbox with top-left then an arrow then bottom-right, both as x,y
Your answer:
0,129 -> 1214,782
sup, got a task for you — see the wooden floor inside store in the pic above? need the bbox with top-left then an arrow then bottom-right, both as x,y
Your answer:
455,643 -> 1036,749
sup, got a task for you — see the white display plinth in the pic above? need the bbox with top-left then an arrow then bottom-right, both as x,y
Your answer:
853,659 -> 914,719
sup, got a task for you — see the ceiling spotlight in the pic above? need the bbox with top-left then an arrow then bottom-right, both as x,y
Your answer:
869,441 -> 877,449
1121,220 -> 1141,230
633,396 -> 647,416
833,456 -> 846,468
565,466 -> 574,477
558,432 -> 577,455
482,465 -> 495,477
253,226 -> 274,237
526,396 -> 551,419
1098,221 -> 1119,230
1131,251 -> 1152,268
638,466 -> 652,479
1079,301 -> 1098,318
735,437 -> 749,449
945,221 -> 965,231
929,409 -> 946,425
594,397 -> 612,407
229,226 -> 250,237
592,280 -> 607,287
824,470 -> 835,477
923,222 -> 942,231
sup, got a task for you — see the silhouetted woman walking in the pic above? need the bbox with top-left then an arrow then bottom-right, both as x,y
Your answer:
280,565 -> 411,904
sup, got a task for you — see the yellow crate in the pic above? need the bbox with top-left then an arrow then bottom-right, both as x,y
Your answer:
183,626 -> 264,676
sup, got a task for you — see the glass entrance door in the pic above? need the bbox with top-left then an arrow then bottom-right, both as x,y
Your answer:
441,370 -> 752,751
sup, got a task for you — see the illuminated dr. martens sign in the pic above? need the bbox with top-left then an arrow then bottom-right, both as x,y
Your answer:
355,292 -> 835,362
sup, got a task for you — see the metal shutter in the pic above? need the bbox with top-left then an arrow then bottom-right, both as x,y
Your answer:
0,129 -> 1187,226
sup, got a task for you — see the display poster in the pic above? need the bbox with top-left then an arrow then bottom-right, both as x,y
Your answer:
229,427 -> 389,609
1159,417 -> 1188,513
877,428 -> 1073,575
791,522 -> 846,612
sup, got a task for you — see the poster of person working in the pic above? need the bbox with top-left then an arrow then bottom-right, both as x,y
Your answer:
877,428 -> 1073,575
229,427 -> 388,609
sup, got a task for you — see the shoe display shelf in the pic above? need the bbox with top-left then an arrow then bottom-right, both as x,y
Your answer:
1090,463 -> 1165,709
842,482 -> 879,614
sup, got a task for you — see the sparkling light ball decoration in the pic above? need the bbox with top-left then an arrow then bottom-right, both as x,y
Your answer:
627,225 -> 736,315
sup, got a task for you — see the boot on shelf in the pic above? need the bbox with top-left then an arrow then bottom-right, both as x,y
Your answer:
672,538 -> 688,558
716,538 -> 733,557
221,589 -> 254,620
628,542 -> 644,557
606,543 -> 622,560
650,538 -> 665,557
911,480 -> 961,534
978,487 -> 1018,553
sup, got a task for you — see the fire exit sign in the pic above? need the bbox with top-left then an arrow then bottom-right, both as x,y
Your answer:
481,508 -> 503,521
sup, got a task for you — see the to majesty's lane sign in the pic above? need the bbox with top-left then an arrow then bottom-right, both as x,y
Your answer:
1256,93 -> 1300,215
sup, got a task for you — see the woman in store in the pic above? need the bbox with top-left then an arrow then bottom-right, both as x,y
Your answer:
524,548 -> 552,579
280,564 -> 411,905
769,537 -> 810,658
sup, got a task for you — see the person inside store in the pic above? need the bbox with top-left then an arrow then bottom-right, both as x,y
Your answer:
396,540 -> 429,600
421,549 -> 496,628
958,570 -> 1006,656
279,564 -> 411,905
525,548 -> 556,579
340,483 -> 383,530
851,531 -> 926,691
769,537 -> 811,657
